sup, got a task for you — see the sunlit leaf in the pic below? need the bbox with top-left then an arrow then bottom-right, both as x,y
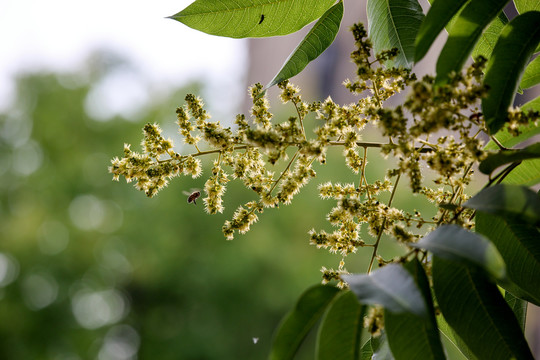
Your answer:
484,118 -> 540,151
476,212 -> 540,306
522,95 -> 540,111
479,143 -> 540,174
501,159 -> 540,186
265,1 -> 343,90
384,259 -> 445,360
432,256 -> 534,360
414,0 -> 468,62
269,284 -> 340,360
342,264 -> 427,317
169,0 -> 336,38
520,55 -> 540,89
434,0 -> 508,84
471,11 -> 508,60
367,0 -> 425,68
464,184 -> 540,225
316,290 -> 364,360
410,224 -> 506,280
482,11 -> 540,134
514,0 -> 540,13
505,291 -> 528,331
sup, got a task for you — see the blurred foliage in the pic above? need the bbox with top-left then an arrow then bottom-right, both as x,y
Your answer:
0,53 -> 433,359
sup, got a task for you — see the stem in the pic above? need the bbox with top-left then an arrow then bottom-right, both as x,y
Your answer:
359,147 -> 371,200
268,148 -> 300,195
367,172 -> 401,273
293,100 -> 307,140
490,135 -> 508,150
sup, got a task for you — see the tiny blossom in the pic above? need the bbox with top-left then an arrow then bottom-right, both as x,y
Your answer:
364,306 -> 384,337
183,156 -> 202,178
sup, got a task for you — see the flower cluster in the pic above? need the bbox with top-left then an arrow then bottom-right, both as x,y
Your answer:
110,22 -> 535,281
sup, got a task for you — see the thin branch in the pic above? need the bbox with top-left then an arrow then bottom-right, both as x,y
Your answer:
367,172 -> 401,273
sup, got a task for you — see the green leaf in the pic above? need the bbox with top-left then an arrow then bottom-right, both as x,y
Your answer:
367,0 -> 425,68
316,290 -> 364,360
434,0 -> 508,84
520,55 -> 540,89
265,1 -> 343,90
464,184 -> 540,225
522,95 -> 540,112
414,0 -> 469,62
514,0 -> 540,13
484,118 -> 540,151
479,142 -> 540,174
501,158 -> 540,185
436,315 -> 477,360
432,256 -> 535,360
410,224 -> 506,280
168,0 -> 336,38
342,263 -> 427,317
482,11 -> 540,134
476,212 -> 540,305
371,333 -> 395,360
505,291 -> 528,331
360,339 -> 374,360
269,284 -> 340,360
471,11 -> 508,60
384,259 -> 445,360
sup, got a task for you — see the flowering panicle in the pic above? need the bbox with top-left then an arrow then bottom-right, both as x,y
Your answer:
110,22 -> 537,286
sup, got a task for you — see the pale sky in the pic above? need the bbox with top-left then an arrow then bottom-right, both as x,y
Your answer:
0,0 -> 247,118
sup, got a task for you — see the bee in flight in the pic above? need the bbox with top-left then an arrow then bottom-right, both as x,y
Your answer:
183,189 -> 201,205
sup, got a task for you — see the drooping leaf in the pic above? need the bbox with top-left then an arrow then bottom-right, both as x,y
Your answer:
482,11 -> 540,134
484,120 -> 540,151
169,0 -> 336,38
265,1 -> 343,90
414,0 -> 468,62
370,333 -> 394,360
432,256 -> 535,360
269,284 -> 340,360
501,159 -> 540,186
479,143 -> 540,174
520,55 -> 540,89
505,291 -> 528,331
367,0 -> 425,68
464,184 -> 540,225
471,11 -> 509,60
436,315 -> 477,360
514,0 -> 540,13
522,95 -> 540,112
316,290 -> 364,360
342,263 -> 427,317
410,224 -> 506,280
476,212 -> 540,306
360,339 -> 374,360
434,0 -> 508,84
384,259 -> 445,360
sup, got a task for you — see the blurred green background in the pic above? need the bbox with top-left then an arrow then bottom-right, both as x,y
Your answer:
1,49 -> 538,359
0,51 -> 415,359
